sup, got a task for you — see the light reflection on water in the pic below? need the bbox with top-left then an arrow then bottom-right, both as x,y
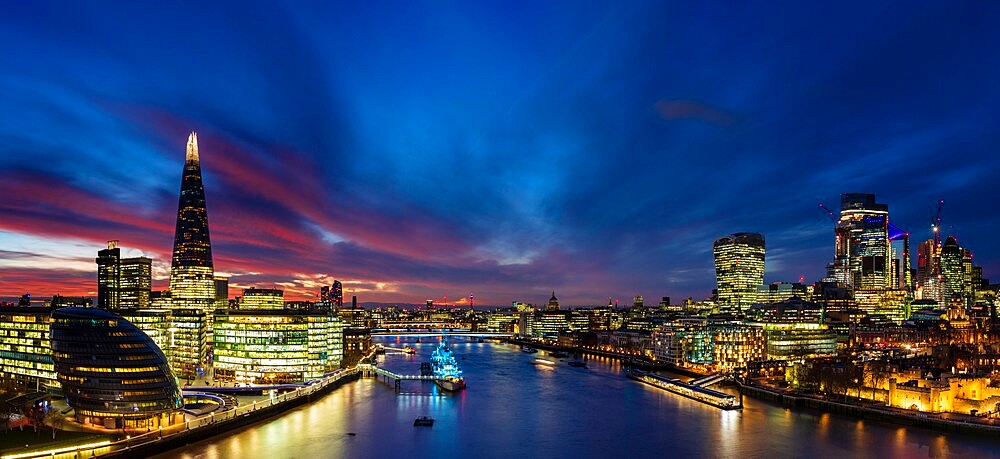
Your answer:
155,340 -> 1000,459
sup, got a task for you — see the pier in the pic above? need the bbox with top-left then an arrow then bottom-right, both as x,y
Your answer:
625,369 -> 742,410
359,364 -> 437,392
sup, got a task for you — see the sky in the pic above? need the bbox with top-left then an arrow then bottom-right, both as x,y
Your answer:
1,1 -> 999,305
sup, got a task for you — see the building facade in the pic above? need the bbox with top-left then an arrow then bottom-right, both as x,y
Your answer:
713,232 -> 766,314
50,308 -> 183,430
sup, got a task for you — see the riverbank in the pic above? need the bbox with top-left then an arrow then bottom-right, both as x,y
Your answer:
504,337 -> 705,377
737,380 -> 1000,436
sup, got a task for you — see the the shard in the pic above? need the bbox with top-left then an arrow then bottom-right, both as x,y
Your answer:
169,132 -> 216,304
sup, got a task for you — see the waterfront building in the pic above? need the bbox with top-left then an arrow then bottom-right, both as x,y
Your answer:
342,327 -> 372,368
486,312 -> 519,333
0,307 -> 55,389
213,309 -> 344,384
713,232 -> 766,314
652,319 -> 766,371
50,307 -> 183,430
531,309 -> 588,340
169,132 -> 217,315
756,282 -> 812,305
46,295 -> 92,308
240,287 -> 284,310
837,193 -> 892,289
169,308 -> 208,380
747,298 -> 837,360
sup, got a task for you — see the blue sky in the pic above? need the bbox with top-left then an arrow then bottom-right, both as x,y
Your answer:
1,1 -> 998,304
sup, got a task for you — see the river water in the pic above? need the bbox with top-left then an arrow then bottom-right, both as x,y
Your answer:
155,338 -> 999,458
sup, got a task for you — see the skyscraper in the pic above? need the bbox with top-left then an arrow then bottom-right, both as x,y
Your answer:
169,132 -> 216,309
837,193 -> 891,289
320,280 -> 344,308
96,241 -> 121,309
713,232 -> 766,314
119,256 -> 151,309
97,241 -> 151,310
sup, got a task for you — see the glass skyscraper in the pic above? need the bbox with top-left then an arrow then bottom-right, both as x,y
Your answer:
169,132 -> 216,308
713,232 -> 766,314
837,193 -> 891,289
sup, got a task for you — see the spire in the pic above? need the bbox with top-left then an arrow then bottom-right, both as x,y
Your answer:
186,132 -> 199,163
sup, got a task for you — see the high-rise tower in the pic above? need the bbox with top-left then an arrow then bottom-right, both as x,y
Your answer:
837,193 -> 891,289
713,232 -> 766,314
169,132 -> 216,308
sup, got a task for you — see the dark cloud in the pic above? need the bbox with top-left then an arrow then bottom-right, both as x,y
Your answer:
1,2 -> 999,303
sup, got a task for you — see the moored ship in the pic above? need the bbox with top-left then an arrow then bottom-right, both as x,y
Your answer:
431,339 -> 466,391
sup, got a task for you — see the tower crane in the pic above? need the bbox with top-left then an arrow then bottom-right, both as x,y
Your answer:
930,200 -> 944,246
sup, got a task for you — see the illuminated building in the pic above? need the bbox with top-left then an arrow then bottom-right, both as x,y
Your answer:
214,276 -> 229,310
531,310 -> 588,340
96,241 -> 153,309
213,310 -> 344,384
486,312 -> 519,333
756,282 -> 813,305
321,281 -> 343,308
120,256 -> 152,309
746,298 -> 837,359
50,307 -> 183,430
168,308 -> 207,380
545,292 -> 560,311
652,319 -> 766,371
940,236 -> 972,307
713,232 -> 766,314
240,287 -> 284,310
118,309 -> 173,360
169,132 -> 216,314
916,239 -> 944,303
342,327 -> 372,368
0,307 -> 55,389
96,241 -> 120,309
837,193 -> 892,289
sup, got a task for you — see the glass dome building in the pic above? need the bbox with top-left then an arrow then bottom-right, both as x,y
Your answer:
51,307 -> 183,429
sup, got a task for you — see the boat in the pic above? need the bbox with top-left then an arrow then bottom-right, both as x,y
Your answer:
521,346 -> 538,354
403,346 -> 416,355
568,360 -> 587,368
624,368 -> 741,410
431,339 -> 466,391
532,358 -> 557,366
550,351 -> 569,358
413,416 -> 434,427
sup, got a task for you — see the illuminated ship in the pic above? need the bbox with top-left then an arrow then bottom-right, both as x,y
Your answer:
431,339 -> 466,391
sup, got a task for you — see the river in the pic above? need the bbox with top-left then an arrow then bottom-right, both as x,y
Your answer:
154,338 -> 999,458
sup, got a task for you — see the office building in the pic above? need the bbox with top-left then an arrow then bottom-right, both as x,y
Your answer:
240,287 -> 284,310
169,132 -> 216,313
0,307 -> 55,389
713,232 -> 766,314
837,193 -> 891,289
213,309 -> 344,384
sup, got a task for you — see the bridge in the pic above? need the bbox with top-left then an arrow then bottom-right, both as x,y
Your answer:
371,330 -> 513,338
689,373 -> 729,387
359,364 -> 437,392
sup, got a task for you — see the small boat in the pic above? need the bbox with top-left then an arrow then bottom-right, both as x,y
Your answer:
413,416 -> 434,427
550,351 -> 569,358
521,346 -> 538,354
403,346 -> 416,355
533,358 -> 557,366
568,361 -> 587,368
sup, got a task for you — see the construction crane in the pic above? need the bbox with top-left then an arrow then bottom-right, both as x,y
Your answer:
930,199 -> 944,246
817,203 -> 837,223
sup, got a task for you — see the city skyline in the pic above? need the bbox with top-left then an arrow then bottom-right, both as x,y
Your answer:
2,3 -> 1000,304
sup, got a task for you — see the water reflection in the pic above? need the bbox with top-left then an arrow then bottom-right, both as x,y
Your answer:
156,340 -> 1000,459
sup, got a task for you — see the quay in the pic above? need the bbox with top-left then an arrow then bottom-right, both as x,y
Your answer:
359,364 -> 437,392
625,368 -> 742,410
